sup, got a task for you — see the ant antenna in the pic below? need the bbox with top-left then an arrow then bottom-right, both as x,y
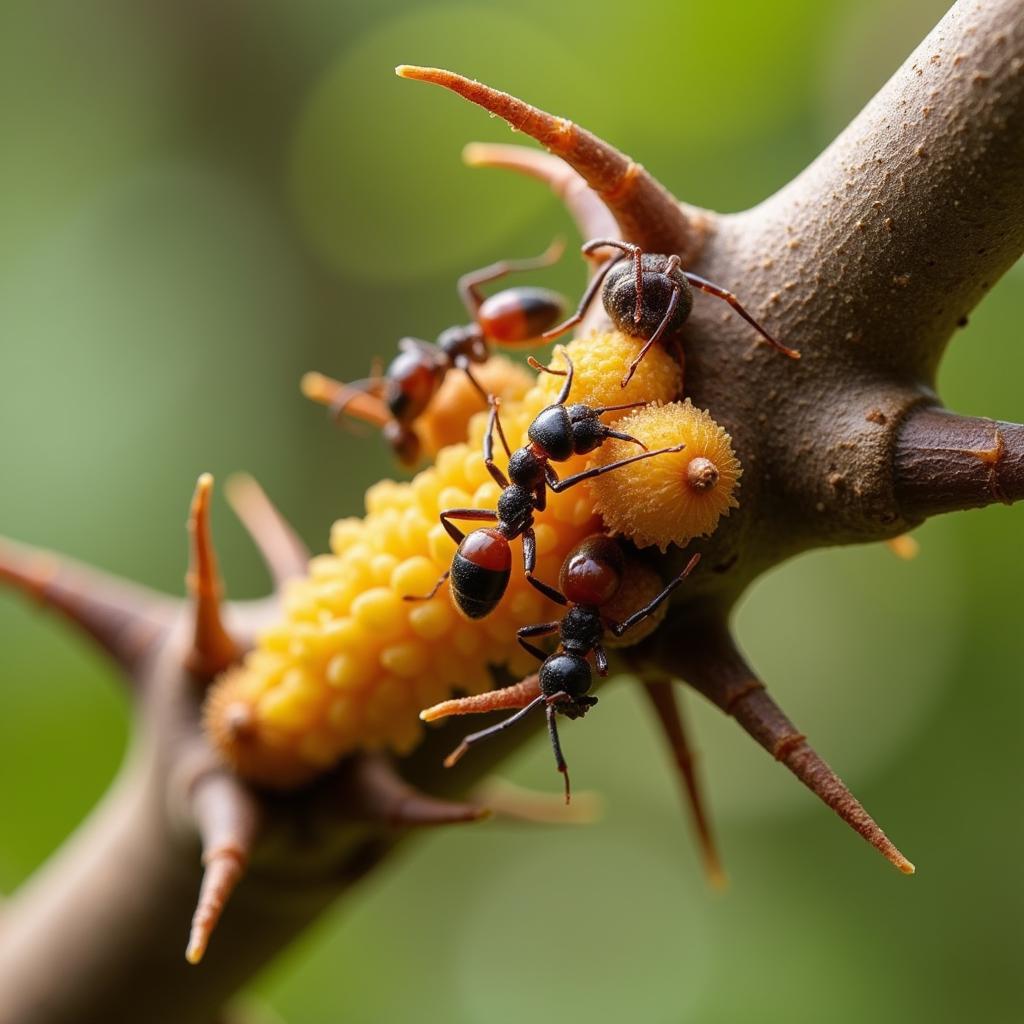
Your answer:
528,350 -> 575,406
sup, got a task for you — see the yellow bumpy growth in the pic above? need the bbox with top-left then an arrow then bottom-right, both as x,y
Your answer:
205,330 -> 683,788
588,400 -> 742,551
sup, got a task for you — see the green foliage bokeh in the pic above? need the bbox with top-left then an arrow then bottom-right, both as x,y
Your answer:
0,1 -> 1021,1021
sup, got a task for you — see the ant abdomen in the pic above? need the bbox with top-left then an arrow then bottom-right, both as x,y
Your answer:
604,254 -> 694,340
450,528 -> 512,619
478,286 -> 566,346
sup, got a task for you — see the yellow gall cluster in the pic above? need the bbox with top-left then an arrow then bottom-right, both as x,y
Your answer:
413,355 -> 532,458
533,329 -> 683,411
205,331 -> 677,789
588,400 -> 742,551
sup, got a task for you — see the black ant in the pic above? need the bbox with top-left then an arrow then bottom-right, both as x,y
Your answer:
545,238 -> 800,388
303,240 -> 568,464
406,352 -> 685,619
437,535 -> 701,801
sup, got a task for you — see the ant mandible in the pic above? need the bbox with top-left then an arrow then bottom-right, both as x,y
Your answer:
545,238 -> 800,388
303,240 -> 568,465
407,352 -> 685,619
426,535 -> 702,801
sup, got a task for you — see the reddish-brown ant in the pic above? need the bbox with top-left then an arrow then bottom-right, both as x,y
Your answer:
406,352 -> 685,619
546,238 -> 800,387
424,535 -> 701,802
303,241 -> 567,464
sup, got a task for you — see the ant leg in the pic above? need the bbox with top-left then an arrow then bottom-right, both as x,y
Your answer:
403,570 -> 450,603
457,238 -> 565,318
439,508 -> 499,544
607,553 -> 701,637
682,271 -> 800,359
483,397 -> 513,460
529,350 -> 575,406
516,621 -> 561,662
620,283 -> 682,388
522,529 -> 569,606
545,699 -> 572,804
443,694 -> 548,767
454,357 -> 492,407
542,254 -> 625,340
591,400 -> 647,415
601,427 -> 648,451
421,674 -> 542,722
594,642 -> 609,677
548,443 -> 687,492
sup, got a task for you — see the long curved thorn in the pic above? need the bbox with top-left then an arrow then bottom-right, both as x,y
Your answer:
420,674 -> 542,722
224,474 -> 310,590
462,142 -> 618,242
673,625 -> 915,875
186,474 -> 241,681
346,754 -> 490,827
397,66 -> 699,258
641,677 -> 726,890
0,535 -> 175,673
300,371 -> 392,429
185,771 -> 261,965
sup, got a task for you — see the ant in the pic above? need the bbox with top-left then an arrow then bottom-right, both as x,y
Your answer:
545,238 -> 800,388
407,351 -> 685,619
432,535 -> 702,801
302,240 -> 568,464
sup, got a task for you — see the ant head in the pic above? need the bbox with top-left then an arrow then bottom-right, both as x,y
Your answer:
559,535 -> 625,607
527,404 -> 575,461
603,253 -> 693,341
477,287 -> 567,347
566,403 -> 607,454
382,420 -> 421,465
437,324 -> 487,364
539,652 -> 593,700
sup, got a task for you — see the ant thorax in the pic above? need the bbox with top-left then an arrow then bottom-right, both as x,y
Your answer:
436,324 -> 487,365
495,484 -> 535,533
559,605 -> 603,653
603,253 -> 694,340
506,447 -> 546,488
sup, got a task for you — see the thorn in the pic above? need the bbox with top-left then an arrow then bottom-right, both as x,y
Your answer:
677,627 -> 915,875
397,65 -> 696,257
0,535 -> 173,672
186,474 -> 241,681
224,474 -> 310,589
642,678 -> 727,890
185,772 -> 260,965
471,776 -> 603,825
420,674 -> 541,722
462,142 -> 618,242
346,754 -> 490,827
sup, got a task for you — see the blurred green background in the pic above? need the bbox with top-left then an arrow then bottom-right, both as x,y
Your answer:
1,1 -> 1021,1021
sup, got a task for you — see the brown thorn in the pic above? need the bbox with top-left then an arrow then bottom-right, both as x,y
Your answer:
673,625 -> 915,875
462,142 -> 618,243
224,474 -> 310,590
398,66 -> 699,258
420,673 -> 541,722
470,776 -> 602,825
641,678 -> 727,890
345,754 -> 490,827
186,474 -> 241,681
300,371 -> 392,429
0,535 -> 174,673
185,771 -> 261,965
